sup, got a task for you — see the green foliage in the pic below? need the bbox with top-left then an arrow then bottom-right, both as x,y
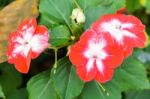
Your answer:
52,57 -> 84,99
125,90 -> 150,99
0,0 -> 150,99
27,57 -> 84,99
27,70 -> 57,99
50,25 -> 71,47
126,0 -> 141,13
7,88 -> 28,99
39,0 -> 73,28
0,85 -> 5,99
110,52 -> 150,91
79,81 -> 121,99
0,63 -> 22,96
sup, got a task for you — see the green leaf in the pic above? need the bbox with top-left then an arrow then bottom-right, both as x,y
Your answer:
39,0 -> 73,28
84,4 -> 115,29
50,25 -> 71,47
27,70 -> 58,99
0,62 -> 22,96
52,57 -> 84,99
7,88 -> 28,99
110,52 -> 150,91
145,0 -> 150,14
126,0 -> 141,13
76,0 -> 104,11
125,90 -> 150,99
0,85 -> 5,99
79,81 -> 121,99
84,0 -> 125,29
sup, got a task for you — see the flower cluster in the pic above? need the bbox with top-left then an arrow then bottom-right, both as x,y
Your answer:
7,18 -> 50,73
69,14 -> 146,83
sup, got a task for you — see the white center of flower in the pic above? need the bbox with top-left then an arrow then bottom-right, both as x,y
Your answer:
101,19 -> 136,44
13,26 -> 35,57
84,38 -> 107,74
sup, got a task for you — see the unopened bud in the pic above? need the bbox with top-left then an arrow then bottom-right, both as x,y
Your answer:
71,8 -> 86,24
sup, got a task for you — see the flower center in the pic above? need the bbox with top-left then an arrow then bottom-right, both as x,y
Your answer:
84,39 -> 107,73
25,41 -> 29,45
115,24 -> 121,29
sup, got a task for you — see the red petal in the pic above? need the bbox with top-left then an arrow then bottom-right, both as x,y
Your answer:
79,30 -> 94,46
121,44 -> 133,57
69,42 -> 88,67
95,67 -> 114,83
14,50 -> 31,73
18,18 -> 37,31
30,26 -> 50,59
7,43 -> 16,64
103,46 -> 124,68
35,25 -> 50,37
77,64 -> 97,82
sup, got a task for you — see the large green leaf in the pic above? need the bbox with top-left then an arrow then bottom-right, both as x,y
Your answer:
110,53 -> 150,91
52,57 -> 84,99
27,70 -> 58,99
79,81 -> 121,99
84,0 -> 125,29
125,90 -> 150,99
76,0 -> 104,11
0,62 -> 22,96
50,25 -> 71,47
39,0 -> 73,28
7,88 -> 28,99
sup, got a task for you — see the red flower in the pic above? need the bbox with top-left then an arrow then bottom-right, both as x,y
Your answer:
7,18 -> 50,73
69,30 -> 124,83
91,14 -> 146,57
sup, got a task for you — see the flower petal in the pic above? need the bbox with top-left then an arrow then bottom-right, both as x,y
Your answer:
30,26 -> 50,58
14,50 -> 31,73
18,18 -> 37,32
69,42 -> 88,67
77,63 -> 97,82
103,46 -> 124,68
95,67 -> 114,83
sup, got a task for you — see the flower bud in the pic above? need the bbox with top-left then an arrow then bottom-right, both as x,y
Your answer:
71,8 -> 85,24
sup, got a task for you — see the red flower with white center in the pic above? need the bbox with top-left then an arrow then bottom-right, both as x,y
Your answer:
91,14 -> 146,57
7,18 -> 50,73
69,30 -> 124,83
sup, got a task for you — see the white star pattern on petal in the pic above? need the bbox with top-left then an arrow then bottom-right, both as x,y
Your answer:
101,19 -> 136,44
84,38 -> 107,74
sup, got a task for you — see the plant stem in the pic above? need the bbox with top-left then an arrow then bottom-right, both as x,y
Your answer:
53,48 -> 58,74
97,82 -> 109,96
73,0 -> 82,10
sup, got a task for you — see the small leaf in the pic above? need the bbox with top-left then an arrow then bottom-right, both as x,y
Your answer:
50,25 -> 71,47
27,70 -> 58,99
0,62 -> 22,96
0,0 -> 38,63
52,57 -> 84,99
